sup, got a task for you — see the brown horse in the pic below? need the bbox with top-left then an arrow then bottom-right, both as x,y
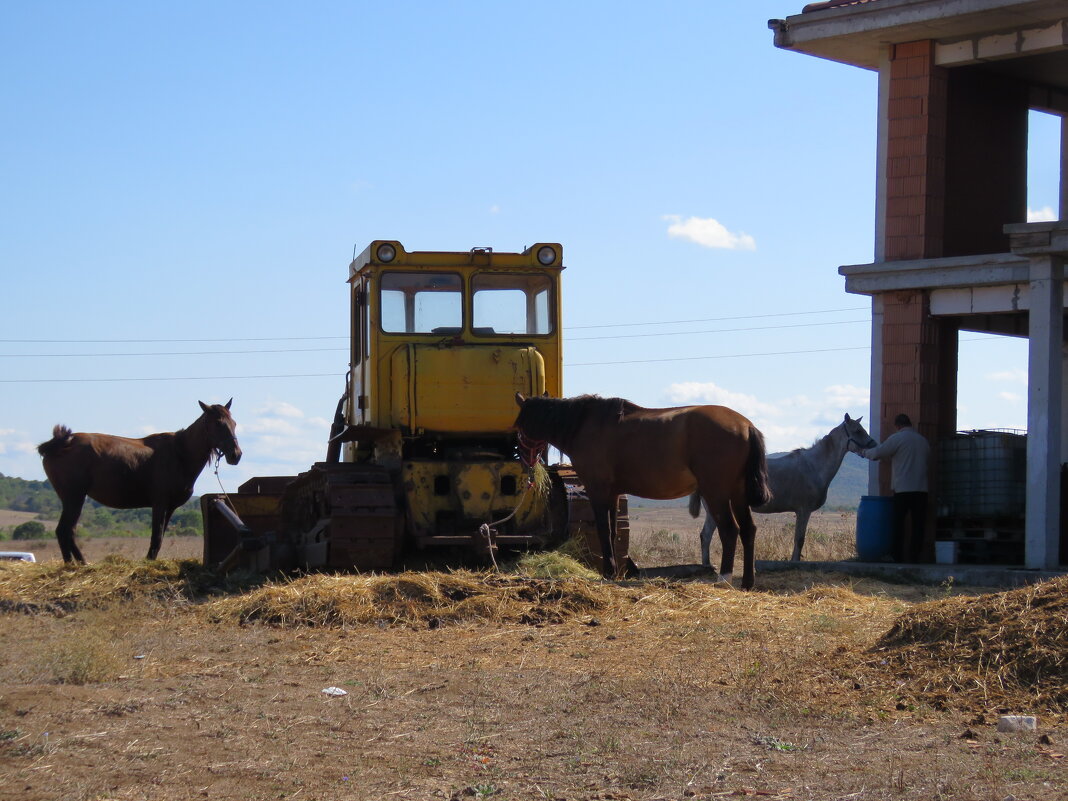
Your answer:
37,400 -> 242,563
513,393 -> 771,588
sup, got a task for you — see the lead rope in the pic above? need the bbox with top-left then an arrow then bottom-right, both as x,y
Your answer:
478,480 -> 536,571
211,449 -> 239,515
478,431 -> 547,571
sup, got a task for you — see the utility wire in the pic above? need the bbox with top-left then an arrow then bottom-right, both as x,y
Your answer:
569,319 -> 869,342
0,336 -> 1006,383
0,306 -> 870,345
2,318 -> 872,357
565,306 -> 869,329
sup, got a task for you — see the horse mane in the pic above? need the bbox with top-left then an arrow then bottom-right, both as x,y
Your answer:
522,394 -> 641,449
37,425 -> 73,457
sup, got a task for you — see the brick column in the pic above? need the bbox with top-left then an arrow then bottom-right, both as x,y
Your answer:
876,42 -> 958,561
884,40 -> 946,261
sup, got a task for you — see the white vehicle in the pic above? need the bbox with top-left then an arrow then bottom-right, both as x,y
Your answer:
0,551 -> 36,562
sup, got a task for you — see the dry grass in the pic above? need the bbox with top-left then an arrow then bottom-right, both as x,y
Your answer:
2,522 -> 1066,801
876,575 -> 1068,712
628,506 -> 859,567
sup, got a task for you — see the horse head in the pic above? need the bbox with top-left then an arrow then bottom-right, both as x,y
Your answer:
199,399 -> 242,465
843,413 -> 877,454
512,392 -> 551,440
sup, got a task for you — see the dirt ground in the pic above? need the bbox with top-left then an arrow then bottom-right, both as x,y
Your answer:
1,514 -> 1065,801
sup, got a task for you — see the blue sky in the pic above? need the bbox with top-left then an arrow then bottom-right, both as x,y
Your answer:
1,2 -> 1059,495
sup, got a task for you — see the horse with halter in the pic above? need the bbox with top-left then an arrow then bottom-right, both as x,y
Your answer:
37,400 -> 241,563
689,413 -> 876,563
513,393 -> 771,588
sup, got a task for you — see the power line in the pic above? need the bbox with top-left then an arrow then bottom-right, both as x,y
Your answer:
569,319 -> 869,342
0,335 -> 1007,383
1,318 -> 872,357
0,373 -> 343,384
0,336 -> 345,344
2,347 -> 343,358
0,306 -> 871,345
566,345 -> 871,366
565,306 -> 869,330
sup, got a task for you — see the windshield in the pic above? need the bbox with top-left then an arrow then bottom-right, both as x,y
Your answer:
380,272 -> 463,334
472,273 -> 553,335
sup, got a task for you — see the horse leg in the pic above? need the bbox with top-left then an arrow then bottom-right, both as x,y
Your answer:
706,498 -> 738,584
790,509 -> 812,562
735,499 -> 757,590
147,506 -> 172,560
699,507 -> 717,570
56,496 -> 87,564
590,499 -> 618,579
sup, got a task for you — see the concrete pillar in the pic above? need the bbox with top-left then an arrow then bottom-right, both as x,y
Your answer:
1025,254 -> 1064,569
1061,344 -> 1068,460
874,45 -> 891,263
868,294 -> 885,495
1061,116 -> 1067,220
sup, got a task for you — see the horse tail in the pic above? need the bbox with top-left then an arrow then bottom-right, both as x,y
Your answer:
745,426 -> 773,507
37,424 -> 74,458
687,491 -> 702,519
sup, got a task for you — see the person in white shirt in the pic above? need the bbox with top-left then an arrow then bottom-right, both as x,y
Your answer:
860,413 -> 931,562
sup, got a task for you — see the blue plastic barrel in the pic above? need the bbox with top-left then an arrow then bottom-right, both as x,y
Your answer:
856,495 -> 894,561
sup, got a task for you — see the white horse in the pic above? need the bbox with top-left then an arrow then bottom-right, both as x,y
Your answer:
689,413 -> 876,564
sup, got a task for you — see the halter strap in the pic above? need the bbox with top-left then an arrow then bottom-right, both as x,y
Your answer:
517,429 -> 547,469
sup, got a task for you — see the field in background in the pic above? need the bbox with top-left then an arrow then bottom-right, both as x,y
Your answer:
628,503 -> 857,567
0,510 -> 57,533
14,505 -> 858,569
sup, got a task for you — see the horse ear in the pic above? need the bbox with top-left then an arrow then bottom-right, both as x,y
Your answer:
542,391 -> 549,398
199,401 -> 209,413
225,398 -> 233,410
844,413 -> 852,422
515,392 -> 527,408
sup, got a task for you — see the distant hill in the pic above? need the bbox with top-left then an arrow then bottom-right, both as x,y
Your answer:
627,451 -> 870,511
0,473 -> 60,516
822,452 -> 869,510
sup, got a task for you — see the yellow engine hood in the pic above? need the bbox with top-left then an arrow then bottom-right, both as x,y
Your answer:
388,344 -> 545,433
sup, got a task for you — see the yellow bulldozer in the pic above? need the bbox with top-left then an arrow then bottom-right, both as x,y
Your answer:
201,241 -> 629,572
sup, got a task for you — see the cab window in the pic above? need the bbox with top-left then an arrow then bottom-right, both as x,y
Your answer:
472,273 -> 553,335
380,272 -> 463,334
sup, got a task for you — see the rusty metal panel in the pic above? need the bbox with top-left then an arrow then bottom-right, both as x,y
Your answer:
330,515 -> 397,541
201,491 -> 284,567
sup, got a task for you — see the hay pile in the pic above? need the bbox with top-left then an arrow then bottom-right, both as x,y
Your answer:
0,556 -> 253,614
207,570 -> 614,628
875,574 -> 1068,712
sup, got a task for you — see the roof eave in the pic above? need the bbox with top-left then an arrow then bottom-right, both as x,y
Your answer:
770,0 -> 1068,70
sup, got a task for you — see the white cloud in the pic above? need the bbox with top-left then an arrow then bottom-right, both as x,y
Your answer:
220,400 -> 332,489
663,380 -> 872,453
489,204 -> 501,214
665,381 -> 779,419
823,384 -> 870,409
663,215 -> 756,251
987,368 -> 1027,385
998,391 -> 1023,403
1027,206 -> 1057,223
257,400 -> 305,419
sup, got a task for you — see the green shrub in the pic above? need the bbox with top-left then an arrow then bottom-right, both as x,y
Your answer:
12,520 -> 47,541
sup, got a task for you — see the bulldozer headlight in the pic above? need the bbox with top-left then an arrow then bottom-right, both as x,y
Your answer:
376,243 -> 397,263
536,245 -> 556,265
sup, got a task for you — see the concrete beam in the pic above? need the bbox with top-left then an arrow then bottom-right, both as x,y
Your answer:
840,252 -> 1032,294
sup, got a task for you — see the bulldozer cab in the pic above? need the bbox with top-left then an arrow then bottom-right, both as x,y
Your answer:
202,239 -> 630,576
346,241 -> 564,459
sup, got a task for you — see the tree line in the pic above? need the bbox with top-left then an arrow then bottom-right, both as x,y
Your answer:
0,473 -> 202,540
